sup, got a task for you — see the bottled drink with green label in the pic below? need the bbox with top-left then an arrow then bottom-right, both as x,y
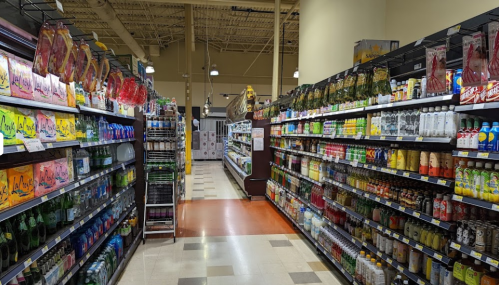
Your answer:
16,214 -> 30,257
3,219 -> 18,266
0,226 -> 9,272
27,210 -> 39,250
41,200 -> 57,235
22,267 -> 34,285
30,262 -> 42,285
63,193 -> 75,225
35,207 -> 45,244
54,196 -> 63,229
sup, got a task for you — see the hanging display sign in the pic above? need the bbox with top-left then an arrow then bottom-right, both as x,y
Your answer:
425,45 -> 447,94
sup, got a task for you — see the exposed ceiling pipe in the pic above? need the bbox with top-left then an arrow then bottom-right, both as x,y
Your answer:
85,0 -> 148,63
231,6 -> 299,16
132,0 -> 295,9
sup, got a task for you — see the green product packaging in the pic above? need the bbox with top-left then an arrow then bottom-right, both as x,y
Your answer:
465,267 -> 483,285
481,164 -> 492,201
0,105 -> 16,145
453,261 -> 468,281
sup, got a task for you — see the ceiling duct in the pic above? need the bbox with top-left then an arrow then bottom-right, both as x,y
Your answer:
86,0 -> 147,62
149,45 -> 160,57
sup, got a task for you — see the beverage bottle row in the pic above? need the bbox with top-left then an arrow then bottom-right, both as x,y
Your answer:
455,219 -> 499,255
455,160 -> 499,202
75,115 -> 135,143
453,254 -> 499,285
317,227 -> 358,276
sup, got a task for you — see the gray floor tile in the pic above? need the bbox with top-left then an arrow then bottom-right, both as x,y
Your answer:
269,240 -> 293,247
205,236 -> 227,242
184,243 -> 204,250
289,272 -> 322,284
207,265 -> 234,277
178,277 -> 208,285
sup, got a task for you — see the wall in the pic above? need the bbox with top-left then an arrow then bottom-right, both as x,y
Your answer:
298,0 -> 386,85
385,0 -> 499,47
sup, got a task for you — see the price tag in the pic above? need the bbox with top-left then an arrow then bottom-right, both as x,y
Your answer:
24,258 -> 32,268
477,152 -> 490,158
68,272 -> 73,279
55,0 -> 64,12
403,172 -> 410,177
70,226 -> 75,232
122,163 -> 126,170
473,103 -> 485,110
89,213 -> 93,218
42,245 -> 49,254
364,193 -> 370,198
421,176 -> 429,182
16,145 -> 25,151
415,136 -> 424,142
415,38 -> 425,46
403,238 -> 410,243
486,257 -> 499,267
380,136 -> 386,140
416,244 -> 423,250
352,238 -> 356,244
397,265 -> 404,272
396,136 -> 403,141
80,220 -> 85,226
452,242 -> 461,250
375,197 -> 381,202
431,219 -> 441,226
341,207 -> 346,211
386,230 -> 392,235
387,258 -> 393,264
46,143 -> 53,149
365,136 -> 370,139
80,260 -> 84,266
386,201 -> 392,206
41,195 -> 48,202
391,170 -> 397,175
362,242 -> 367,247
86,253 -> 90,259
399,206 -> 406,211
377,225 -> 383,231
351,160 -> 359,167
458,151 -> 469,157
471,251 -> 483,259
413,212 -> 421,218
434,253 -> 443,261
454,195 -> 463,201
377,251 -> 382,257
355,132 -> 362,140
437,179 -> 447,185
393,233 -> 400,239
55,236 -> 61,243
60,188 -> 65,194
492,204 -> 499,211
341,268 -> 345,274
417,280 -> 425,285
352,189 -> 357,193
447,24 -> 461,36
335,156 -> 340,163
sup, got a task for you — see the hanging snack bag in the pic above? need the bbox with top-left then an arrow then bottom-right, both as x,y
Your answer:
97,58 -> 110,90
106,69 -> 116,100
83,58 -> 98,92
462,32 -> 487,87
322,85 -> 329,108
113,69 -> 124,99
48,22 -> 73,77
60,42 -> 78,84
328,82 -> 336,107
489,22 -> 499,80
0,170 -> 9,210
372,66 -> 391,97
32,22 -> 55,77
343,73 -> 357,102
32,73 -> 52,103
36,110 -> 56,142
0,50 -> 11,96
9,57 -> 34,99
75,39 -> 92,83
306,88 -> 314,111
14,107 -> 36,144
336,79 -> 344,109
297,91 -> 305,111
33,160 -> 56,197
426,46 -> 447,93
0,105 -> 16,145
7,165 -> 34,206
54,158 -> 69,188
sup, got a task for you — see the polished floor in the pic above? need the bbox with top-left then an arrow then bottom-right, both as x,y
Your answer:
119,161 -> 348,285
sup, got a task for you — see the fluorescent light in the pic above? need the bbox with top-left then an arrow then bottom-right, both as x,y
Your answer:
146,66 -> 155,74
293,67 -> 299,78
210,64 -> 219,76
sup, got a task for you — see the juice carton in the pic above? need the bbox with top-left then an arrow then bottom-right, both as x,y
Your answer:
54,158 -> 69,188
0,105 -> 17,145
51,75 -> 68,106
9,57 -> 33,100
67,82 -> 76,108
67,114 -> 76,141
0,50 -> 11,96
14,107 -> 37,144
36,110 -> 56,142
32,73 -> 52,103
7,164 -> 34,206
55,112 -> 70,141
65,147 -> 74,183
33,160 -> 56,197
0,170 -> 9,210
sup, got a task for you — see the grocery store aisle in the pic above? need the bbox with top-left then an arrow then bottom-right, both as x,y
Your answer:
118,161 -> 348,285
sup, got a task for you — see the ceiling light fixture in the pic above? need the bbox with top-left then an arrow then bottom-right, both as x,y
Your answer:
293,67 -> 299,78
210,64 -> 219,76
146,61 -> 155,74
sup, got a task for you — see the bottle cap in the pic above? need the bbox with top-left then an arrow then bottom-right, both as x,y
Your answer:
435,106 -> 441,111
495,164 -> 499,170
494,122 -> 499,126
459,161 -> 465,166
449,105 -> 455,110
422,107 -> 428,112
371,258 -> 376,263
483,122 -> 490,126
491,266 -> 497,272
476,162 -> 484,168
377,263 -> 382,267
475,260 -> 481,265
441,106 -> 448,111
485,162 -> 493,169
429,107 -> 435,112
468,161 -> 475,167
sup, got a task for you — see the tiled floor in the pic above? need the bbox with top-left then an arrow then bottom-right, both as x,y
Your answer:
119,161 -> 348,285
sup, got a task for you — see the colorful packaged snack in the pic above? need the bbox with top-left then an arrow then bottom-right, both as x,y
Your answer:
489,22 -> 499,80
7,165 -> 34,206
83,57 -> 98,92
0,50 -> 11,96
0,105 -> 17,145
113,69 -> 124,99
60,42 -> 78,84
460,86 -> 484,105
65,147 -> 74,183
75,39 -> 91,83
462,32 -> 488,87
32,73 -> 52,103
33,160 -> 56,197
106,70 -> 116,100
50,75 -> 68,106
55,112 -> 70,141
36,110 -> 56,142
32,22 -> 55,77
54,158 -> 69,188
97,58 -> 110,90
48,22 -> 73,77
9,57 -> 34,99
0,170 -> 9,210
426,45 -> 447,93
66,82 -> 76,107
486,81 -> 499,102
14,107 -> 36,144
67,114 -> 76,141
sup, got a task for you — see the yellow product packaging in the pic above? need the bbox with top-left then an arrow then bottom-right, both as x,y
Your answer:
65,147 -> 74,183
7,165 -> 34,206
0,170 -> 9,210
55,112 -> 70,141
67,114 -> 76,141
66,82 -> 76,108
453,260 -> 469,281
0,105 -> 17,145
0,50 -> 11,96
14,107 -> 37,144
465,266 -> 483,285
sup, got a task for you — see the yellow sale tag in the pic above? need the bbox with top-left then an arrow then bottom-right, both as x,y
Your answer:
492,204 -> 499,211
434,253 -> 443,260
397,265 -> 404,271
403,172 -> 410,177
399,206 -> 406,211
437,179 -> 447,185
386,201 -> 392,206
396,136 -> 403,141
478,152 -> 490,158
403,238 -> 409,243
452,242 -> 461,250
458,151 -> 469,157
454,195 -> 463,201
413,212 -> 421,218
380,136 -> 386,140
487,257 -> 499,267
416,244 -> 423,250
421,176 -> 429,182
415,136 -> 424,141
471,251 -> 483,259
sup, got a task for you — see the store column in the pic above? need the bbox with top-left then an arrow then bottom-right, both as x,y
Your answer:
185,4 -> 193,175
298,0 -> 386,85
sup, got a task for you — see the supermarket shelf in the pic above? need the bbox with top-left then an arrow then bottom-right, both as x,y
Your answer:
265,194 -> 354,283
271,134 -> 454,144
363,241 -> 431,285
322,107 -> 366,117
322,196 -> 364,221
455,102 -> 499,113
144,230 -> 174,234
3,140 -> 80,155
1,186 -> 136,285
0,96 -> 79,113
364,94 -> 456,111
363,219 -> 451,265
323,218 -> 363,248
229,146 -> 251,157
58,204 -> 136,285
224,155 -> 249,179
80,138 -> 136,148
450,242 -> 499,269
145,203 -> 174,207
224,156 -> 248,193
452,150 -> 499,161
323,178 -> 454,231
108,230 -> 143,285
0,159 -> 136,223
269,162 -> 323,186
78,105 -> 136,120
276,133 -> 324,138
270,147 -> 454,188
231,131 -> 251,134
232,138 -> 251,145
452,194 -> 499,212
269,178 -> 323,215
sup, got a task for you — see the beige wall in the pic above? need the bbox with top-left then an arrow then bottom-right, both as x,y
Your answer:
298,0 -> 386,85
385,0 -> 499,47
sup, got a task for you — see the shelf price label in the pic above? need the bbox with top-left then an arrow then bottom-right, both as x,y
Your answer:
451,242 -> 461,250
413,212 -> 421,218
491,204 -> 499,211
377,225 -> 383,231
403,172 -> 410,177
402,238 -> 410,244
415,136 -> 424,142
386,230 -> 392,235
458,151 -> 469,157
70,226 -> 75,232
416,244 -> 423,250
387,258 -> 393,264
375,197 -> 381,202
399,206 -> 406,211
486,257 -> 499,267
471,251 -> 483,259
393,233 -> 400,239
24,258 -> 32,268
396,136 -> 403,141
362,242 -> 367,247
42,245 -> 49,254
377,251 -> 382,257
55,236 -> 61,243
421,176 -> 429,182
434,253 -> 443,261
417,279 -> 425,285
478,152 -> 490,158
41,195 -> 48,202
437,179 -> 447,186
386,201 -> 392,206
397,265 -> 404,272
454,195 -> 463,202
431,219 -> 441,226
